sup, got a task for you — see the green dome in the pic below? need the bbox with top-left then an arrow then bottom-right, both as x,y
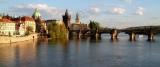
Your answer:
33,8 -> 41,19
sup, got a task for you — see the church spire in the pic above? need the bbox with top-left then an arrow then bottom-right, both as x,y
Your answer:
65,9 -> 69,16
75,13 -> 80,24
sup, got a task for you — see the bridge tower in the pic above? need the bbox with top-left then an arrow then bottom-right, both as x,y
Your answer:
63,9 -> 71,30
110,29 -> 118,40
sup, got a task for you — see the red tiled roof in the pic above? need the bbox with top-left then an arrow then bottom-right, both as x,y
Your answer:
0,19 -> 12,23
21,16 -> 34,21
12,18 -> 20,22
2,15 -> 12,20
0,16 -> 35,23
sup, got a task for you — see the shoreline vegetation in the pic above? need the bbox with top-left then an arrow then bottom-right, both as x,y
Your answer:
47,21 -> 68,39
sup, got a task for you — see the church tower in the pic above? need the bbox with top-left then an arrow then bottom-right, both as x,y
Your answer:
75,13 -> 80,24
62,9 -> 71,29
32,8 -> 41,20
32,8 -> 47,33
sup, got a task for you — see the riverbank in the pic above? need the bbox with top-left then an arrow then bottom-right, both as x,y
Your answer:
0,33 -> 38,44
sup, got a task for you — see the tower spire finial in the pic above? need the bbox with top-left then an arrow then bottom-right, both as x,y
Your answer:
63,9 -> 71,29
65,9 -> 69,15
75,12 -> 80,24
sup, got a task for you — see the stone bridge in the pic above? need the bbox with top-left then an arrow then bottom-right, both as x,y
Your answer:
69,26 -> 160,41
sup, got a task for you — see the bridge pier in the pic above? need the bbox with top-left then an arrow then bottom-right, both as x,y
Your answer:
110,29 -> 118,40
129,32 -> 136,41
89,31 -> 101,39
81,33 -> 86,39
147,32 -> 154,41
68,31 -> 73,39
96,33 -> 101,39
76,32 -> 82,39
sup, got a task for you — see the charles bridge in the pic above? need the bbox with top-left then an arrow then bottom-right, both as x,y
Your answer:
68,26 -> 160,41
61,9 -> 160,41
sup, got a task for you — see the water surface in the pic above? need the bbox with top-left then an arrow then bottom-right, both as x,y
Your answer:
0,34 -> 160,67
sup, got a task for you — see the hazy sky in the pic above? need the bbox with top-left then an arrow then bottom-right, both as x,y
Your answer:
0,0 -> 160,28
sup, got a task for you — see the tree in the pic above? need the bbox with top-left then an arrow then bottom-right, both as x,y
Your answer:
89,20 -> 100,30
25,26 -> 33,35
47,22 -> 67,38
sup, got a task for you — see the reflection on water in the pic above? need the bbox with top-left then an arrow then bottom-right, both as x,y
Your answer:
0,40 -> 37,67
0,35 -> 160,67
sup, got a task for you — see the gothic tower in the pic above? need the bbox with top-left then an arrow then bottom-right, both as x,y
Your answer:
62,9 -> 71,29
75,13 -> 80,24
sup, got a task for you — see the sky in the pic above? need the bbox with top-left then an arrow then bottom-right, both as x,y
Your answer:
0,0 -> 160,28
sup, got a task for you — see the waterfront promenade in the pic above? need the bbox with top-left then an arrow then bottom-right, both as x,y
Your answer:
0,33 -> 38,44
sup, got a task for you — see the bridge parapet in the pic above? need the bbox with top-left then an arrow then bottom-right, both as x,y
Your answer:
122,26 -> 160,35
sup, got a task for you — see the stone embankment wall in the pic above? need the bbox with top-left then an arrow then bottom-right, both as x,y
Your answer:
0,33 -> 38,44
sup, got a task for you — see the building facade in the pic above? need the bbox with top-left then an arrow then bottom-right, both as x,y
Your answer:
21,16 -> 36,35
0,16 -> 36,36
32,8 -> 47,33
0,19 -> 16,36
70,13 -> 88,30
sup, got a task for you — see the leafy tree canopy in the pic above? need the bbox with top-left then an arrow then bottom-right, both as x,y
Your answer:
89,20 -> 100,30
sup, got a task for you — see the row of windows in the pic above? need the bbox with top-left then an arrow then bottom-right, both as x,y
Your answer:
0,26 -> 35,30
0,27 -> 16,30
0,22 -> 35,26
0,23 -> 15,26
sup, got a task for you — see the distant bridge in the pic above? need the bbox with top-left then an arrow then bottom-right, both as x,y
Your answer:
69,26 -> 160,41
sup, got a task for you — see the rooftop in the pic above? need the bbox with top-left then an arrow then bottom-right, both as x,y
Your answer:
0,15 -> 35,23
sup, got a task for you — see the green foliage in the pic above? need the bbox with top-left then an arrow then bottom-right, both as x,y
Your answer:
25,26 -> 33,35
89,20 -> 100,30
26,26 -> 33,32
48,22 -> 68,38
25,31 -> 29,35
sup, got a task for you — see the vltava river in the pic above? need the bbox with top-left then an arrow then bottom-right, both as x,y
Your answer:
0,34 -> 160,67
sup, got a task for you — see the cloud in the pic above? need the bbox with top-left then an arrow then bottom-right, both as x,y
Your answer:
110,7 -> 126,15
9,4 -> 64,19
89,7 -> 101,14
88,6 -> 126,15
135,7 -> 144,15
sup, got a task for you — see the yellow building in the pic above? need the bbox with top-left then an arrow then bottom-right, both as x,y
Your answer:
0,16 -> 36,36
21,16 -> 36,33
0,19 -> 16,36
